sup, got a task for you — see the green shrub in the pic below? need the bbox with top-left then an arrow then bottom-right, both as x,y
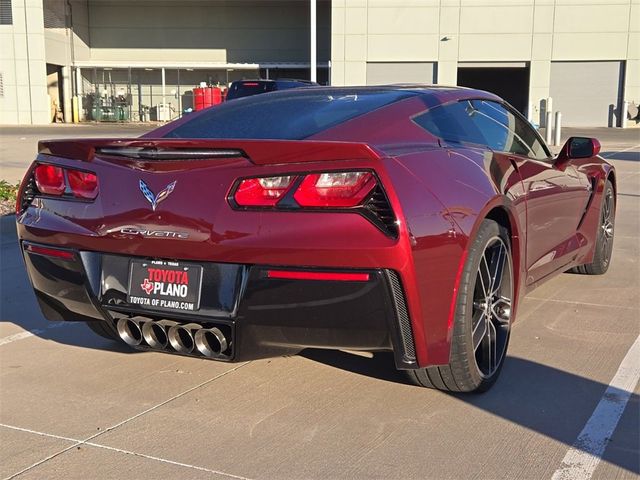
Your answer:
0,180 -> 20,202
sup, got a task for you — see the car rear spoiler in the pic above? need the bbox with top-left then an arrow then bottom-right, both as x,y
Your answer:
37,138 -> 382,165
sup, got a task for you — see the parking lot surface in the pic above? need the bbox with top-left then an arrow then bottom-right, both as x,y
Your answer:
1,125 -> 639,479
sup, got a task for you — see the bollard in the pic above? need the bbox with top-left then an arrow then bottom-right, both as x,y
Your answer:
545,111 -> 553,145
621,101 -> 629,128
554,111 -> 562,146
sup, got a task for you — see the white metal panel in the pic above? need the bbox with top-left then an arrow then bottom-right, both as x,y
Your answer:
366,62 -> 436,85
550,61 -> 624,127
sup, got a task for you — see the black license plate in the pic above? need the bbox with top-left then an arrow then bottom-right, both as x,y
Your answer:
127,260 -> 203,312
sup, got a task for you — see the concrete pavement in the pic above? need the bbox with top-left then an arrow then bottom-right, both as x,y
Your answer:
0,128 -> 638,480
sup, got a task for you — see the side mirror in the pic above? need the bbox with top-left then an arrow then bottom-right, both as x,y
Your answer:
557,137 -> 601,164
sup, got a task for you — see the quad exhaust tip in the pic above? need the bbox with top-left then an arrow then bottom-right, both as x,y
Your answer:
117,317 -> 230,358
117,317 -> 144,346
168,323 -> 201,354
141,319 -> 176,349
195,327 -> 228,357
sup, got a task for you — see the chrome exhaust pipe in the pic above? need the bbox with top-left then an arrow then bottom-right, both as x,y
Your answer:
141,319 -> 177,349
117,317 -> 145,346
195,327 -> 228,358
168,323 -> 201,353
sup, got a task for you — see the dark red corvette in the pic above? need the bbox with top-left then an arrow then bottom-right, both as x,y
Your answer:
17,86 -> 616,392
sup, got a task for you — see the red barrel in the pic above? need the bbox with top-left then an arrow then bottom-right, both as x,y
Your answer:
211,87 -> 222,105
203,87 -> 214,108
193,88 -> 205,111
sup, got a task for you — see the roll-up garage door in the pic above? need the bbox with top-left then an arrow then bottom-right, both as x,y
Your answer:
550,61 -> 624,127
366,62 -> 436,85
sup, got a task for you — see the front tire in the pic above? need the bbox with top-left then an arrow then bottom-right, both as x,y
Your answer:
407,219 -> 513,393
572,179 -> 615,275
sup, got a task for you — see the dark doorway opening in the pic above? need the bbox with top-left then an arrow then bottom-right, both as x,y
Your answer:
457,65 -> 530,115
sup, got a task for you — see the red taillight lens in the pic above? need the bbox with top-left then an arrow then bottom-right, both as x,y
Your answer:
25,243 -> 75,260
293,171 -> 376,207
34,164 -> 65,196
67,169 -> 98,199
234,175 -> 295,207
267,270 -> 370,282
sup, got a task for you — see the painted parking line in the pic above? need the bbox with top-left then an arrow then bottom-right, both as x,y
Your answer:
0,322 -> 72,347
1,363 -> 250,480
551,334 -> 640,480
0,424 -> 252,480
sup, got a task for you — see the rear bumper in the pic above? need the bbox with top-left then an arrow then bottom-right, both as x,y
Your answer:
22,241 -> 418,369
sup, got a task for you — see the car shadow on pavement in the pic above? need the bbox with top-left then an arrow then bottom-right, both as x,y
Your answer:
0,214 -> 134,355
302,348 -> 639,476
601,151 -> 640,161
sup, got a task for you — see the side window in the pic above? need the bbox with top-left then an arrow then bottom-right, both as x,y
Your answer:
476,100 -> 550,161
412,100 -> 487,146
413,99 -> 551,161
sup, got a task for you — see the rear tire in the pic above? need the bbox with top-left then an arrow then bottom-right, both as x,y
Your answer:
407,219 -> 513,393
572,179 -> 615,275
85,320 -> 119,341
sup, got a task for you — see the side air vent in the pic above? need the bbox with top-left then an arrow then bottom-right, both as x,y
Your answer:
363,186 -> 398,238
18,173 -> 37,214
385,270 -> 416,361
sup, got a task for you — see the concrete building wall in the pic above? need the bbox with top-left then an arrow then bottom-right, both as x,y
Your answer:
0,0 -> 49,124
44,0 -> 91,66
331,0 -> 637,126
87,0 -> 330,64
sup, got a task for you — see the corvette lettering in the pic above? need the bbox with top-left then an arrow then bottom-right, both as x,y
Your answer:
119,228 -> 189,239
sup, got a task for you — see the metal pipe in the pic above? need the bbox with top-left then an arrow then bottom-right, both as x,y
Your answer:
310,0 -> 317,82
554,111 -> 562,146
621,101 -> 629,128
195,328 -> 228,358
161,67 -> 166,121
117,317 -> 144,346
168,323 -> 200,353
142,319 -> 177,349
545,111 -> 553,145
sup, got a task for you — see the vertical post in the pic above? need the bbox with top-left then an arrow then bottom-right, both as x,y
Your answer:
61,66 -> 73,123
621,101 -> 629,128
310,0 -> 317,82
75,67 -> 83,122
554,111 -> 562,146
177,68 -> 182,118
161,67 -> 166,121
545,111 -> 553,145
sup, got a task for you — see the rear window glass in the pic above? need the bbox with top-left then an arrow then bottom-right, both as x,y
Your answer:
164,89 -> 417,140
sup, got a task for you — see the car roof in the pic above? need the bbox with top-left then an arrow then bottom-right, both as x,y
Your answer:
231,78 -> 316,84
259,84 -> 503,104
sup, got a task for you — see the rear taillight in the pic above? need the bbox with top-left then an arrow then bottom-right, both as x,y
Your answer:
31,163 -> 99,200
230,170 -> 397,237
34,164 -> 65,196
67,170 -> 98,199
294,172 -> 376,207
234,175 -> 295,206
232,171 -> 376,209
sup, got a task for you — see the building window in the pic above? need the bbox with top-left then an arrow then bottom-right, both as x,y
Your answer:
0,0 -> 12,25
